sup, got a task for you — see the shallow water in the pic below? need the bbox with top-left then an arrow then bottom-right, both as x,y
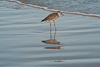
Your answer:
18,0 -> 100,15
0,1 -> 100,67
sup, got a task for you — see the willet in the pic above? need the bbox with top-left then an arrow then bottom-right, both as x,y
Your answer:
41,11 -> 64,31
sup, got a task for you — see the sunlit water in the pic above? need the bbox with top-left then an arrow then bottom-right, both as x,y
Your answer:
0,0 -> 100,67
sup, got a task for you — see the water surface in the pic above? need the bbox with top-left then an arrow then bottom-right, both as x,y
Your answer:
0,0 -> 100,67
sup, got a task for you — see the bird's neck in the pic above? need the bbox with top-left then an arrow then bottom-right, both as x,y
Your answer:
57,12 -> 60,17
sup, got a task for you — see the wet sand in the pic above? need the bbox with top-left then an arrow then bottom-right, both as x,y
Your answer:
0,1 -> 100,67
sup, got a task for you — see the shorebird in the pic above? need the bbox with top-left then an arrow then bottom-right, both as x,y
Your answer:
41,11 -> 64,31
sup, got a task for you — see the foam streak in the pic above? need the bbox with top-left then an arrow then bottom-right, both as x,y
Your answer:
7,0 -> 100,18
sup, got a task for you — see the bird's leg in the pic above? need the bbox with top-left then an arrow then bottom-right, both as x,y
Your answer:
54,22 -> 57,31
54,27 -> 56,40
50,23 -> 52,39
50,23 -> 51,31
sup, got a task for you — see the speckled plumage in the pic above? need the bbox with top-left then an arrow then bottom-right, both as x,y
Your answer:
41,11 -> 61,23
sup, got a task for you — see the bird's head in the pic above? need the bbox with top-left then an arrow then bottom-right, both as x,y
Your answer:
57,11 -> 64,16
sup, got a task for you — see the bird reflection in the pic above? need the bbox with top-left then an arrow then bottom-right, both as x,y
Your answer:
45,47 -> 61,49
42,23 -> 61,45
50,60 -> 63,62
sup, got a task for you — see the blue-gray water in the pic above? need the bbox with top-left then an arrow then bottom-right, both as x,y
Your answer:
18,0 -> 100,15
0,0 -> 100,67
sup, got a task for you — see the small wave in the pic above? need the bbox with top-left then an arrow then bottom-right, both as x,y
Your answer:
7,0 -> 100,18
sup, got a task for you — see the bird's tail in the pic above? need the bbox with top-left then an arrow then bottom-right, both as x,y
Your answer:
41,20 -> 44,22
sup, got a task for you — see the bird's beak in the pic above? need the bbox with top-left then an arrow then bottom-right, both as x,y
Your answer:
61,13 -> 64,16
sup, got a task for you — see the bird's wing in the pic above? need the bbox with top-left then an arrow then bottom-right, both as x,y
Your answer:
43,13 -> 59,21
